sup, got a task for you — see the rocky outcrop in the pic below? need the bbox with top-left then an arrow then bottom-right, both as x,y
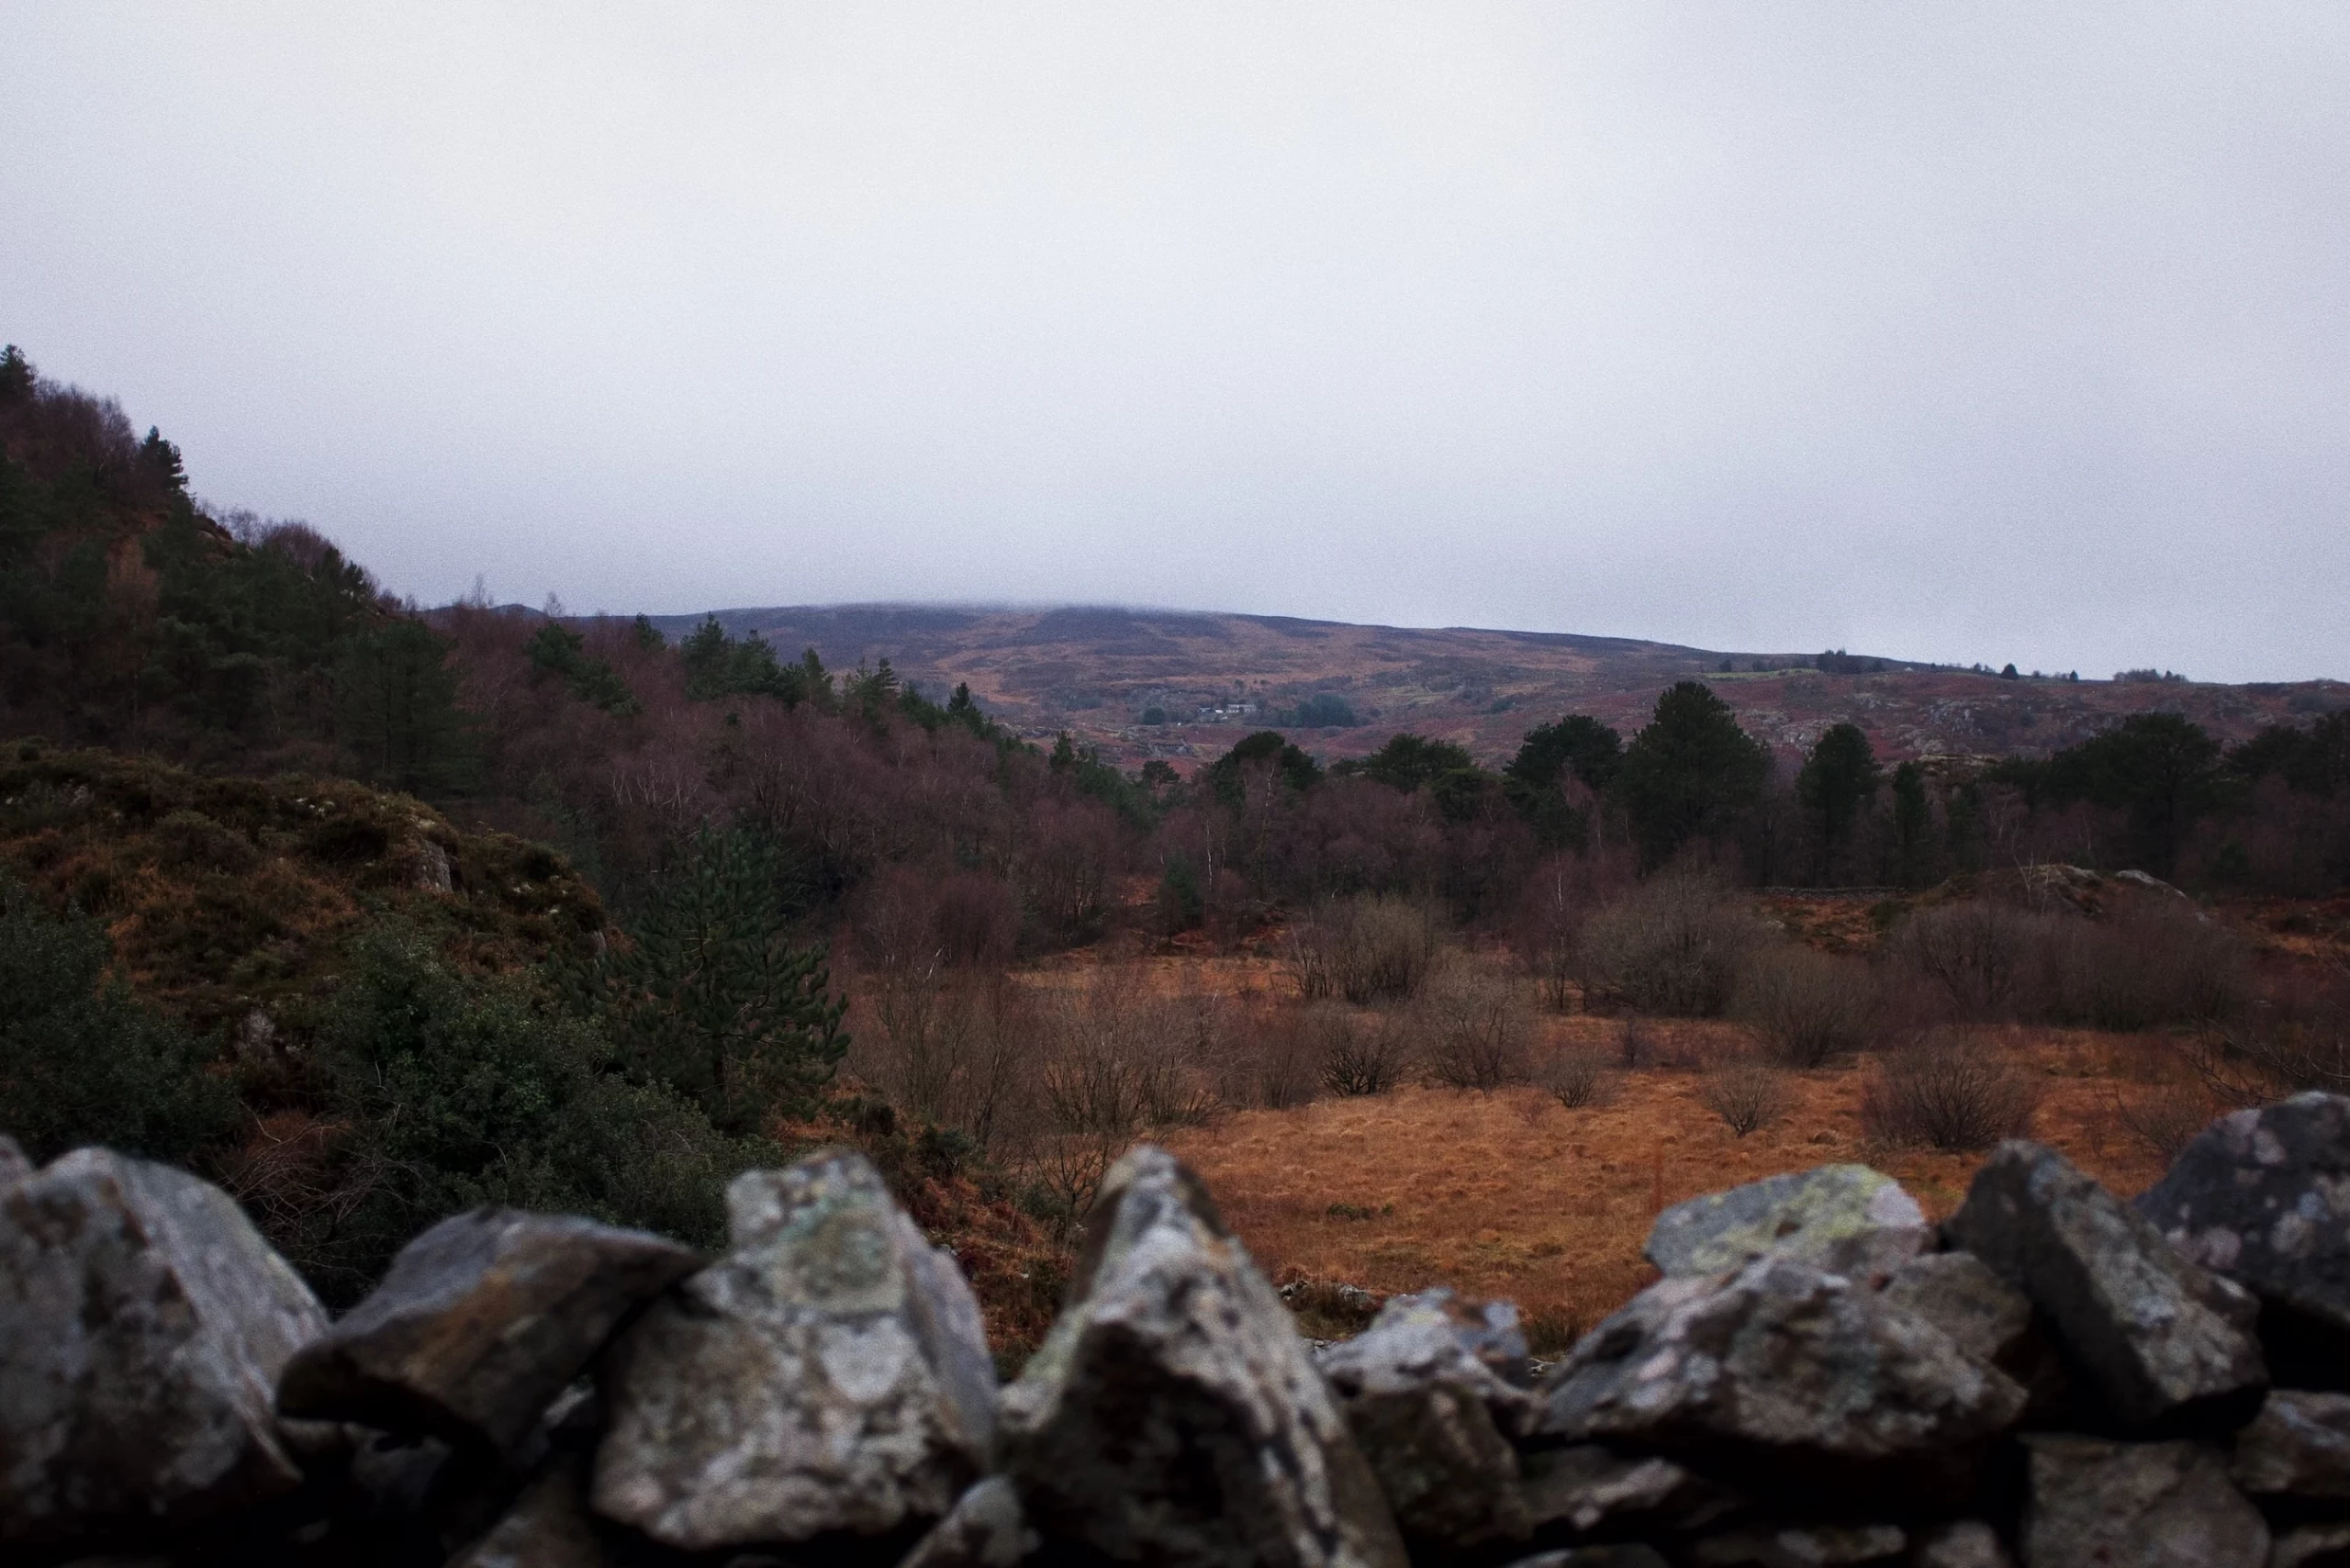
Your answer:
1534,1255 -> 2025,1503
23,1105 -> 2350,1568
0,1147 -> 328,1553
278,1207 -> 699,1455
591,1150 -> 996,1551
997,1145 -> 1408,1568
2139,1093 -> 2350,1373
1943,1139 -> 2268,1430
1645,1165 -> 1929,1284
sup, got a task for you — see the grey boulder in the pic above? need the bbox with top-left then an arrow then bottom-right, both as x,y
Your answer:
2020,1435 -> 2267,1568
1943,1140 -> 2266,1430
1500,1550 -> 1671,1568
1534,1256 -> 2024,1503
0,1147 -> 328,1551
2138,1093 -> 2350,1369
278,1207 -> 699,1454
998,1145 -> 1408,1568
2228,1388 -> 2350,1498
1317,1288 -> 1537,1550
0,1133 -> 31,1186
1647,1165 -> 1929,1284
591,1150 -> 996,1551
447,1452 -> 615,1568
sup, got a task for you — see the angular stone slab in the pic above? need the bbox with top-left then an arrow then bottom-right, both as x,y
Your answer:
591,1150 -> 996,1551
448,1452 -> 617,1568
1646,1164 -> 1929,1284
2020,1435 -> 2267,1568
1943,1140 -> 2266,1430
1534,1256 -> 2024,1503
0,1148 -> 328,1551
899,1476 -> 1041,1568
2139,1093 -> 2350,1366
2228,1389 -> 2350,1498
1518,1446 -> 1741,1540
1878,1250 -> 2066,1419
279,1207 -> 699,1454
998,1145 -> 1408,1568
1317,1288 -> 1536,1551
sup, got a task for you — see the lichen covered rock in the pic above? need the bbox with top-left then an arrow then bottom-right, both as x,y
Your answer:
2020,1435 -> 2267,1568
998,1145 -> 1407,1568
1647,1165 -> 1928,1284
591,1150 -> 995,1551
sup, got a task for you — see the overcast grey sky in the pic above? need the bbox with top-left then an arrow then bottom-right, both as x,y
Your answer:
5,6 -> 2345,681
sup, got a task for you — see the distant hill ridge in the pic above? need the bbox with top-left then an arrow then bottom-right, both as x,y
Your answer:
626,602 -> 2343,769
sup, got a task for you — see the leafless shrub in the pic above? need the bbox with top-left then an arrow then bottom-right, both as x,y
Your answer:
1859,1030 -> 2041,1151
1316,1007 -> 1416,1097
2109,1081 -> 2221,1161
1539,1045 -> 1618,1109
1733,946 -> 1881,1067
1288,894 -> 1441,1004
856,965 -> 1031,1154
2185,967 -> 2350,1107
1572,874 -> 1758,1017
1699,1059 -> 1790,1137
1516,851 -> 1627,1011
1620,1014 -> 1655,1069
1884,902 -> 2048,1021
2041,904 -> 2250,1033
1421,969 -> 1534,1091
1228,1007 -> 1324,1111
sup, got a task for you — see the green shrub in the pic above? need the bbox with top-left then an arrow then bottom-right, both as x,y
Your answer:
0,874 -> 234,1164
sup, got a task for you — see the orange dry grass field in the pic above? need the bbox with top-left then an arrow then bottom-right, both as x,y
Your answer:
1165,1019 -> 2176,1347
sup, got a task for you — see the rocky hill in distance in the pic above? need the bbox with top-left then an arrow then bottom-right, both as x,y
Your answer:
643,604 -> 2345,771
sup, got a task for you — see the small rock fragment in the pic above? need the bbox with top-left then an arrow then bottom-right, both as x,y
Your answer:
1648,1165 -> 1929,1283
0,1133 -> 32,1185
2274,1522 -> 2350,1568
1536,1256 -> 2024,1504
899,1477 -> 1040,1568
2020,1435 -> 2267,1568
998,1145 -> 1408,1568
448,1452 -> 616,1568
2229,1389 -> 2350,1497
0,1148 -> 328,1551
1318,1288 -> 1537,1549
592,1150 -> 996,1551
1908,1520 -> 2014,1568
1518,1445 -> 1741,1540
2138,1093 -> 2350,1373
278,1207 -> 699,1454
1943,1140 -> 2266,1431
1690,1523 -> 1907,1566
1499,1549 -> 1671,1568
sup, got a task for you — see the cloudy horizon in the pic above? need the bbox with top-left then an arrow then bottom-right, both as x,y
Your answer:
5,6 -> 2346,682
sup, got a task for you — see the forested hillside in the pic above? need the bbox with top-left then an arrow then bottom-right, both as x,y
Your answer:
4,342 -> 2347,1347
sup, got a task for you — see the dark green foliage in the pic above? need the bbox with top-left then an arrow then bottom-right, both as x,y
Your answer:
1158,855 -> 1204,932
2232,713 -> 2350,799
1892,760 -> 1931,887
580,827 -> 847,1135
0,873 -> 233,1164
1505,714 -> 1622,846
308,924 -> 765,1300
525,622 -> 640,714
1049,731 -> 1158,826
632,612 -> 666,651
1796,722 -> 1883,855
1203,730 -> 1323,806
336,620 -> 477,793
1283,693 -> 1359,728
1616,682 -> 1771,868
1337,733 -> 1494,823
680,616 -> 835,709
1995,713 -> 2224,878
